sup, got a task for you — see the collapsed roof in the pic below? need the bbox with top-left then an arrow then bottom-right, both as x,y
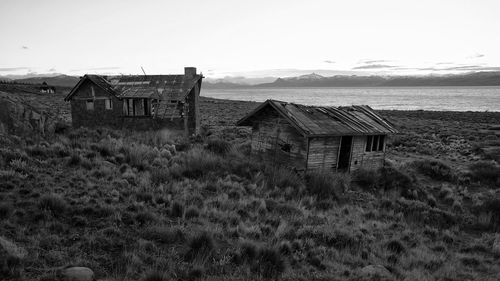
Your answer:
237,99 -> 399,136
64,74 -> 202,101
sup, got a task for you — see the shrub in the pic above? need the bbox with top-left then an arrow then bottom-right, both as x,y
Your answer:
142,226 -> 186,244
386,239 -> 406,254
468,161 -> 500,186
67,153 -> 81,166
185,206 -> 200,219
305,171 -> 348,199
475,198 -> 500,231
136,192 -> 154,203
151,167 -> 170,185
377,166 -> 413,197
255,247 -> 286,280
38,194 -> 68,213
239,241 -> 258,263
172,148 -> 224,178
0,203 -> 13,220
267,167 -> 303,190
135,211 -> 158,226
185,232 -> 216,262
352,168 -> 378,190
412,160 -> 455,181
142,271 -> 170,281
206,139 -> 232,155
170,201 -> 184,218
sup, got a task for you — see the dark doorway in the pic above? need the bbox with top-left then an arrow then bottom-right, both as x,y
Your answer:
337,136 -> 352,171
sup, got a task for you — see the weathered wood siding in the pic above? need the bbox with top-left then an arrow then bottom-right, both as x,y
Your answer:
70,79 -> 189,132
349,136 -> 385,172
70,79 -> 122,128
186,79 -> 201,135
306,137 -> 341,171
249,105 -> 307,170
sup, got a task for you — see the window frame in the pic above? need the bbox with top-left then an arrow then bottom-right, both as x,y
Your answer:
86,99 -> 94,111
366,134 -> 385,152
105,98 -> 113,110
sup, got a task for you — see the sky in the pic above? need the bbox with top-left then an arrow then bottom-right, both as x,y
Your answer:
1,0 -> 500,78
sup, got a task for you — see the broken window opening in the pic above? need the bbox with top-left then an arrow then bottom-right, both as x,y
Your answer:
86,99 -> 94,110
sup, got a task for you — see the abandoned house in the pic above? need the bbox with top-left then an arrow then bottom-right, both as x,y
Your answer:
39,82 -> 56,94
236,99 -> 399,172
64,67 -> 202,135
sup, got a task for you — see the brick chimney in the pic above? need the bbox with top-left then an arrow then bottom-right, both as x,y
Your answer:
184,67 -> 197,78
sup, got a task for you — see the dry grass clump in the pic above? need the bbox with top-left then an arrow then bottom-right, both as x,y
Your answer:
141,271 -> 170,281
205,138 -> 232,155
411,159 -> 455,181
38,194 -> 68,213
266,167 -> 303,191
142,226 -> 186,244
184,232 -> 216,263
170,148 -> 224,178
306,170 -> 348,199
468,161 -> 500,186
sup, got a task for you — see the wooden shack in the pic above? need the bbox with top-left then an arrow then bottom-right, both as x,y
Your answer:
39,81 -> 56,94
236,99 -> 398,172
64,67 -> 202,135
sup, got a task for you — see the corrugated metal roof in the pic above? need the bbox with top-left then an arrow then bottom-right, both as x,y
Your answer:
65,74 -> 202,101
237,99 -> 399,136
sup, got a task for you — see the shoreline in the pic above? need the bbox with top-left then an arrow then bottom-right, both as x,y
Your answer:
200,96 -> 500,116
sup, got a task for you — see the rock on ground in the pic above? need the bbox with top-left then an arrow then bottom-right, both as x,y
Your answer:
358,265 -> 394,281
62,266 -> 95,281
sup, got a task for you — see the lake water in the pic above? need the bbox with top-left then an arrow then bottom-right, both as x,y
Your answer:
201,86 -> 500,112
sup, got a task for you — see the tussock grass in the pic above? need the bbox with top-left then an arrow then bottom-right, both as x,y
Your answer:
411,159 -> 455,181
1,118 -> 498,280
306,170 -> 348,199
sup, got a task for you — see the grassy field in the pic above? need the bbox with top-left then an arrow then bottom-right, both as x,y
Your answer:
1,90 -> 500,281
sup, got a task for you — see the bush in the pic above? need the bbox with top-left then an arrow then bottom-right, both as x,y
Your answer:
0,203 -> 13,220
151,167 -> 170,185
469,161 -> 500,186
412,160 -> 455,181
185,206 -> 200,219
386,239 -> 406,254
266,167 -> 303,190
172,148 -> 224,178
38,194 -> 68,213
142,226 -> 185,244
170,201 -> 184,218
239,241 -> 258,263
135,211 -> 158,226
185,232 -> 216,262
142,271 -> 170,281
255,247 -> 286,280
305,171 -> 347,199
377,166 -> 413,197
206,139 -> 232,155
352,168 -> 378,190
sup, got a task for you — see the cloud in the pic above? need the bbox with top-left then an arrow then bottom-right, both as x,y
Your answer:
70,66 -> 121,72
359,59 -> 390,64
21,46 -> 29,50
48,68 -> 56,72
467,53 -> 485,59
323,60 -> 335,64
352,64 -> 398,70
0,67 -> 30,72
407,64 -> 500,72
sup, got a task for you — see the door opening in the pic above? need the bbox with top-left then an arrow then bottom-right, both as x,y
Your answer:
337,136 -> 352,171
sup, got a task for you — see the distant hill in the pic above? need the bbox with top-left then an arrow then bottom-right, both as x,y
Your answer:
205,71 -> 500,89
14,75 -> 80,88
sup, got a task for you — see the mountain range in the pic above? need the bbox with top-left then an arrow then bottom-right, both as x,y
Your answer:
2,71 -> 500,89
205,71 -> 500,88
